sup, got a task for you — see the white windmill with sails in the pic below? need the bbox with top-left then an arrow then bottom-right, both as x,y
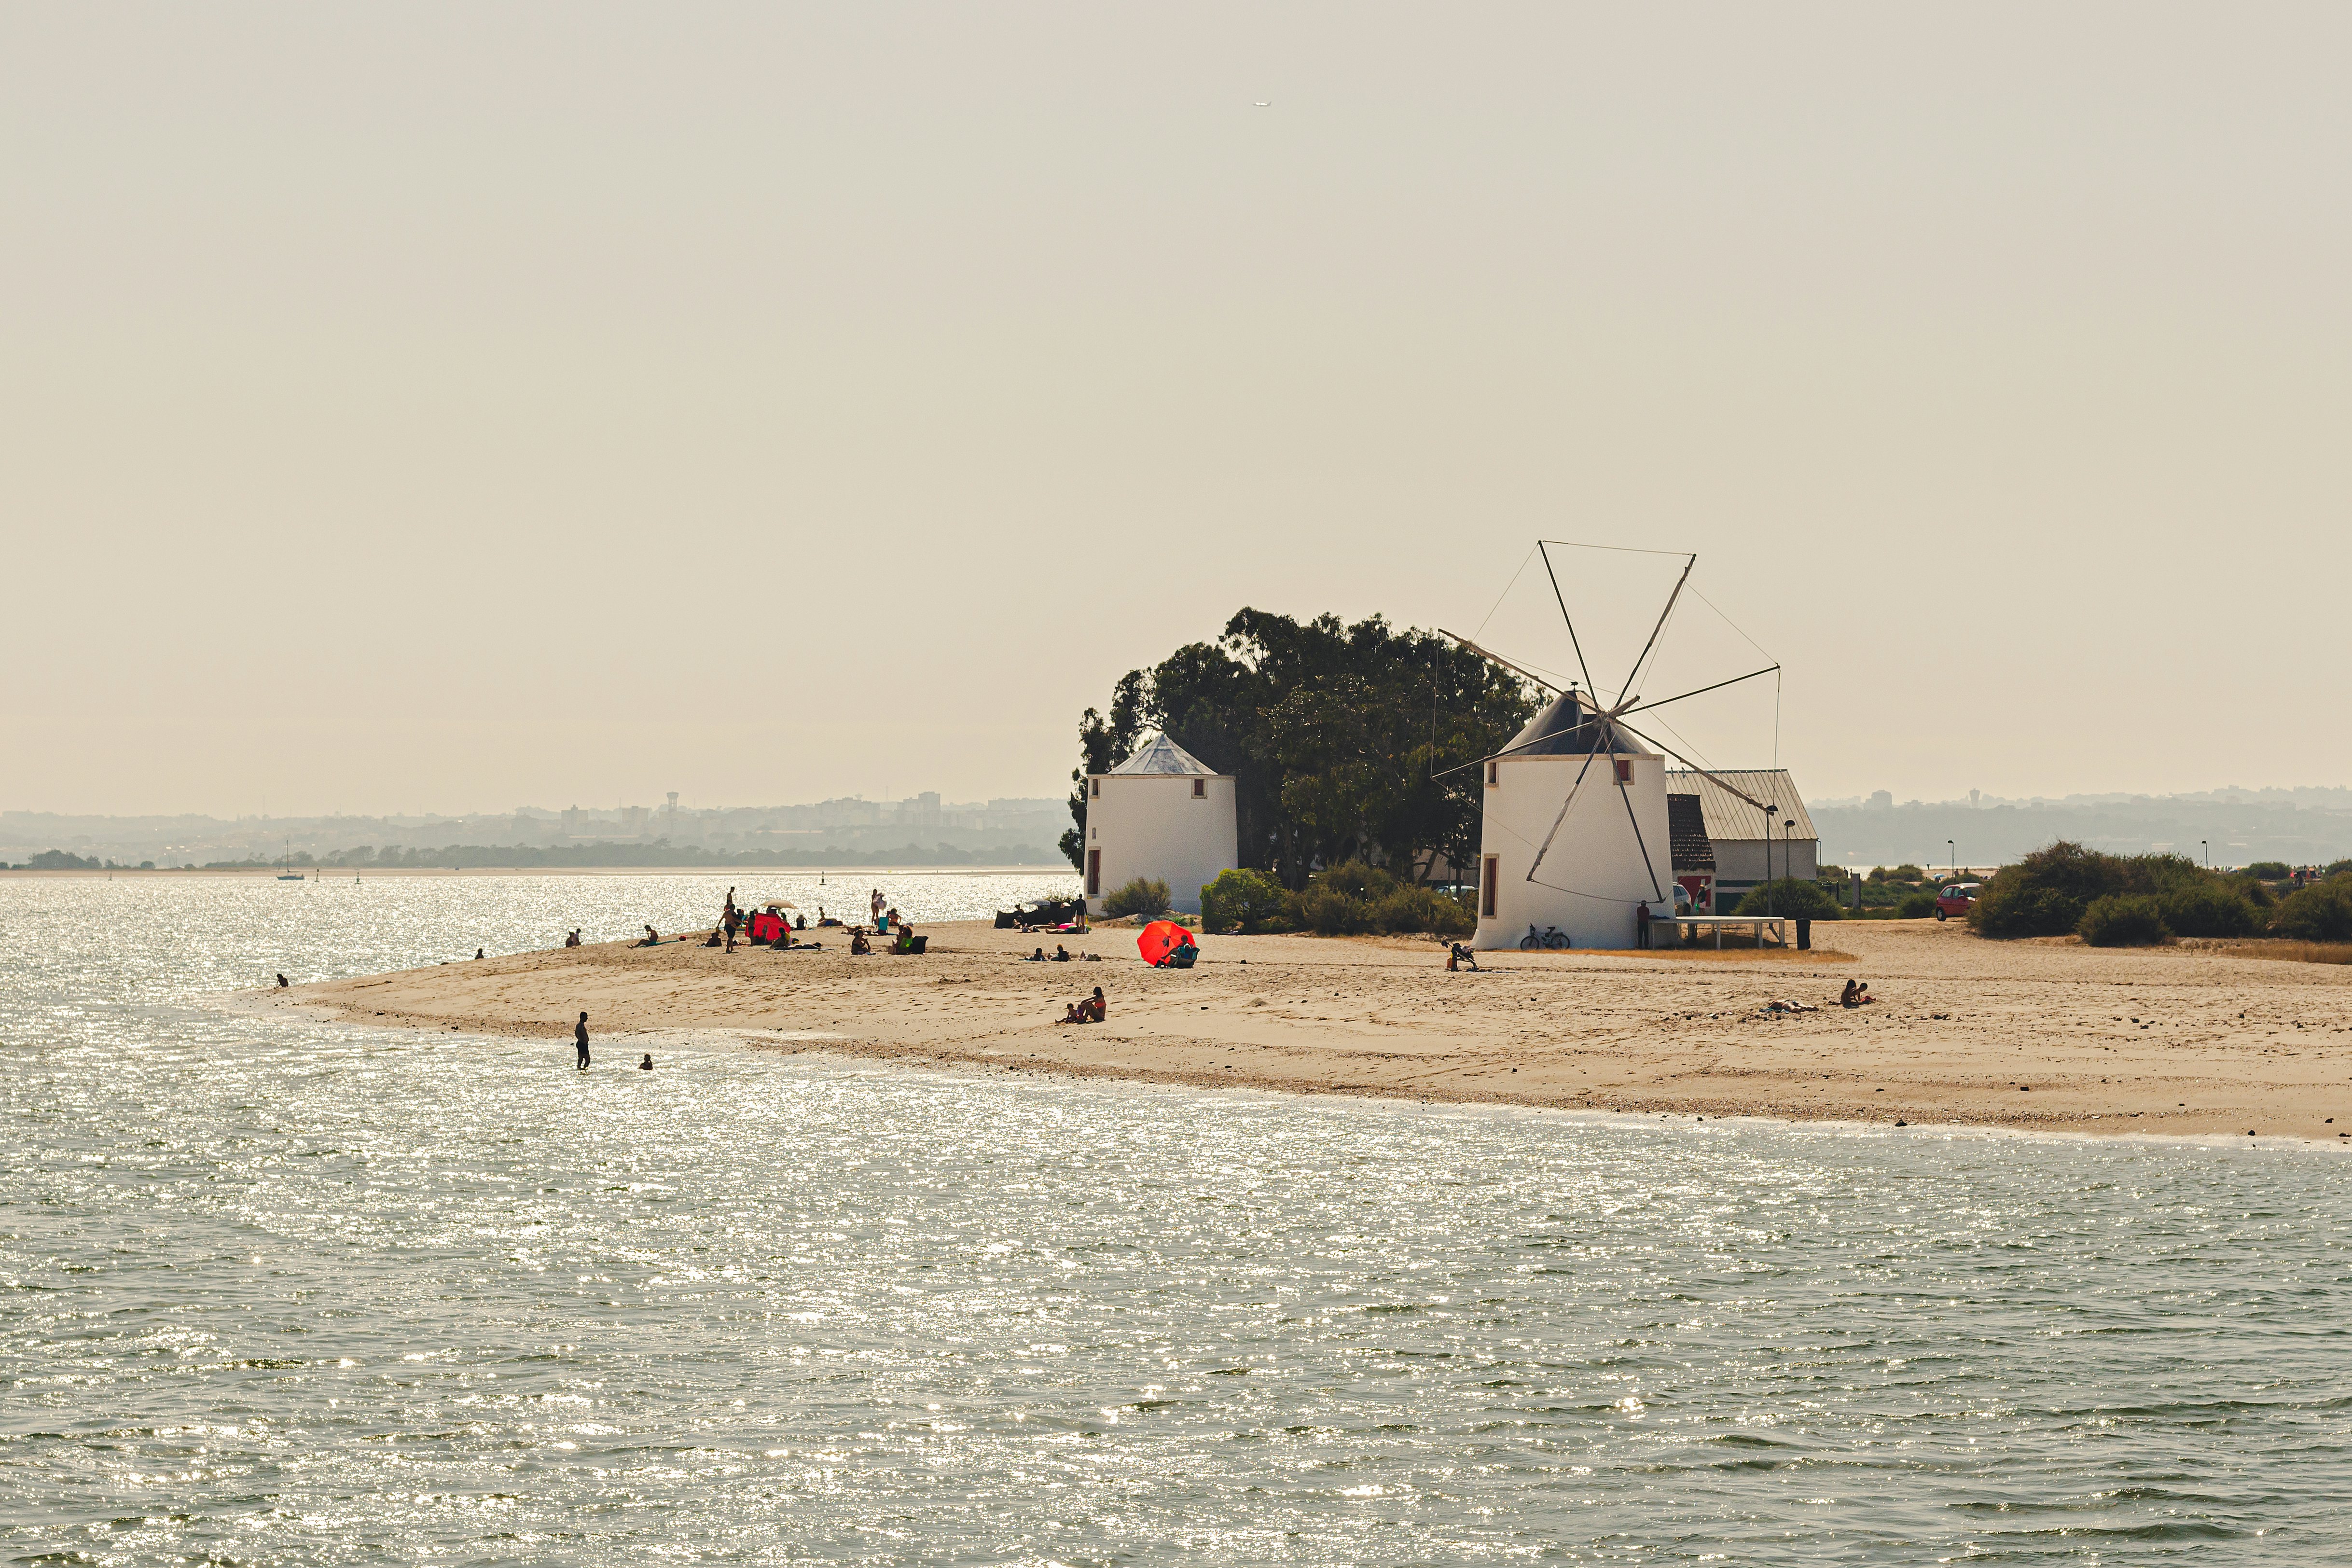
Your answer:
1447,543 -> 1786,951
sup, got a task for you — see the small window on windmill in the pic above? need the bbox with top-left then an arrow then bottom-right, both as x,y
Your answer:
1192,778 -> 1205,798
1090,778 -> 1100,798
1613,759 -> 1633,785
1486,761 -> 1499,787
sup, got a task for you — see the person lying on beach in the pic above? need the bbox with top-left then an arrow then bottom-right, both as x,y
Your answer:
1082,952 -> 1101,962
850,930 -> 872,956
1761,998 -> 1817,1013
1025,947 -> 1047,962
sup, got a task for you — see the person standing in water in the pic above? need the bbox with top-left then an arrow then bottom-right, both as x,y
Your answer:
574,1012 -> 591,1071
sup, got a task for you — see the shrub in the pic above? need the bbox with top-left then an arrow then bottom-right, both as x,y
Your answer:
1895,889 -> 1939,918
2327,860 -> 2352,880
1298,883 -> 1374,935
2274,881 -> 2352,943
1199,868 -> 1296,934
2157,881 -> 2263,938
1731,878 -> 1844,920
1976,883 -> 2088,937
2078,894 -> 2169,946
1971,842 -> 2121,936
2245,860 -> 2292,880
1102,876 -> 1171,919
1370,883 -> 1475,937
1288,860 -> 1475,937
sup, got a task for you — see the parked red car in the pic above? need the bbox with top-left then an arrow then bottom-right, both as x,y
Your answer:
1934,883 -> 1979,921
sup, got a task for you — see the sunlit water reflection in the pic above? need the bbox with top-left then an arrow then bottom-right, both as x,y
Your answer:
3,876 -> 2350,1563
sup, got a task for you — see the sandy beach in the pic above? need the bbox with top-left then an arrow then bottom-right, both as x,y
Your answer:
260,919 -> 2352,1141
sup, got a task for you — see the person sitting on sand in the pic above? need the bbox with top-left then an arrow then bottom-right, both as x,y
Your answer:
850,930 -> 872,956
640,925 -> 660,946
1052,944 -> 1070,962
475,948 -> 484,960
565,929 -> 581,948
705,928 -> 723,947
1059,986 -> 1107,1024
276,972 -> 290,988
1025,946 -> 1047,962
1852,981 -> 1876,1006
638,1053 -> 653,1071
1840,979 -> 1860,1007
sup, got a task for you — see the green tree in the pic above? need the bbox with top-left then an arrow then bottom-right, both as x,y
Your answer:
1073,609 -> 1536,889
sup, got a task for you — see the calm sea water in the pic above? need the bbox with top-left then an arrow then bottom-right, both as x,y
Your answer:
4,875 -> 2350,1564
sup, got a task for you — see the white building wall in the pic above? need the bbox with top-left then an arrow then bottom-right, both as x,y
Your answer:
1472,754 -> 1676,951
1083,774 -> 1238,915
1711,837 -> 1819,888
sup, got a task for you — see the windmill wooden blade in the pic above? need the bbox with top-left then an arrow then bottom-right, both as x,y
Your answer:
1525,708 -> 1609,881
1618,664 -> 1780,719
1610,715 -> 1775,814
1614,760 -> 1667,905
1615,552 -> 1695,705
1536,542 -> 1598,697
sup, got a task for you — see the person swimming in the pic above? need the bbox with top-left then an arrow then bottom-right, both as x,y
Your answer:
638,1053 -> 653,1071
574,1012 -> 591,1071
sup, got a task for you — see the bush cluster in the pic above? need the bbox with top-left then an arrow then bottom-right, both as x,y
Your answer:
1197,860 -> 1474,938
1198,868 -> 1296,934
2079,894 -> 2170,946
2275,879 -> 2352,942
1730,878 -> 1845,920
1101,876 -> 1172,919
1969,843 -> 2269,941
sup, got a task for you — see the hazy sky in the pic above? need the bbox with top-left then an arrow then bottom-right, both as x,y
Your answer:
6,4 -> 2346,818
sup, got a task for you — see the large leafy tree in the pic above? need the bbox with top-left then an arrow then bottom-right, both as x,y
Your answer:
1062,609 -> 1536,887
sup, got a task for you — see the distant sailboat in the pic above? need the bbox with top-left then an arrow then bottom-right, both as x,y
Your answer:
277,839 -> 304,880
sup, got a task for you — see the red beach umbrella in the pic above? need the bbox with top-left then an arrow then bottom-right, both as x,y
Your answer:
1137,920 -> 1196,966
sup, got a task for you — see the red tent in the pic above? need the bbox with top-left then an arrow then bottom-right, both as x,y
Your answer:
1137,920 -> 1196,967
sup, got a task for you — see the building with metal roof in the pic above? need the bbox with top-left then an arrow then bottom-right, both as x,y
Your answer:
1664,768 -> 1816,901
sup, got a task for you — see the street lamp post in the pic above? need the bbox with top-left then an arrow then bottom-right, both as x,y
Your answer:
1947,839 -> 1955,882
2202,840 -> 2210,868
1764,805 -> 1778,916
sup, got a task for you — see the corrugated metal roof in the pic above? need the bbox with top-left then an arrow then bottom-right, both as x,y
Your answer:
1664,769 -> 1815,842
1667,793 -> 1716,873
1108,730 -> 1218,777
